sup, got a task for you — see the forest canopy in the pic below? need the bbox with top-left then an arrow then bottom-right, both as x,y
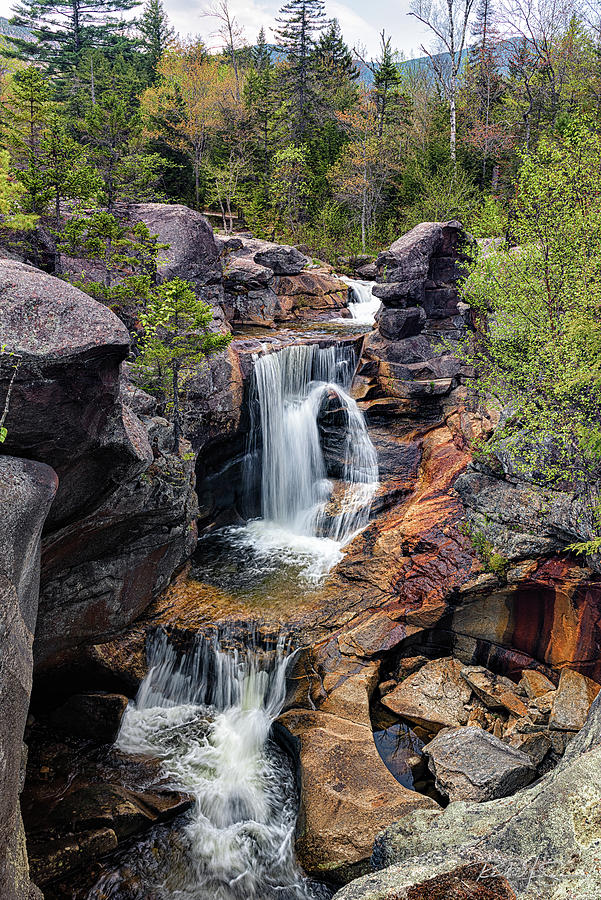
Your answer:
0,0 -> 599,258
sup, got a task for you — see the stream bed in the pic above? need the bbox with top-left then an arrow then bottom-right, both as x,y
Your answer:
87,630 -> 331,900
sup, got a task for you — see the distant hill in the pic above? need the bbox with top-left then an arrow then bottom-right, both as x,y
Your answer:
0,15 -> 35,43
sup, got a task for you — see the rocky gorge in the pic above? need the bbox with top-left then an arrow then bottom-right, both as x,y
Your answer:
1,204 -> 601,900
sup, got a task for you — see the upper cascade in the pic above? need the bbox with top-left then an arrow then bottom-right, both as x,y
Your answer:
247,342 -> 378,546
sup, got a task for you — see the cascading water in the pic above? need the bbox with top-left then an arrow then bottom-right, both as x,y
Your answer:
87,629 -> 326,900
340,277 -> 381,325
238,342 -> 378,578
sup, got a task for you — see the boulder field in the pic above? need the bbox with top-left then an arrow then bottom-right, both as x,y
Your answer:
1,206 -> 601,898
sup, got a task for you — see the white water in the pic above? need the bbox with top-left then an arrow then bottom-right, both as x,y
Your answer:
91,629 -> 319,900
340,277 -> 381,324
242,342 -> 378,579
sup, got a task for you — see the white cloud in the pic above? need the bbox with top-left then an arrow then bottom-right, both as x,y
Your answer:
0,0 -> 436,60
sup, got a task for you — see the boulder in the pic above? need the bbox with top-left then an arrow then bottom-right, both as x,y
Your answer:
223,287 -> 279,326
0,259 -> 145,529
549,668 -> 600,731
355,262 -> 377,280
381,658 -> 472,732
460,666 -> 529,718
376,222 -> 446,283
278,708 -> 438,883
219,235 -> 309,275
0,456 -> 57,900
372,280 -> 425,307
274,270 -> 349,320
248,238 -> 309,274
338,694 -> 601,900
376,307 -> 426,341
223,255 -> 273,290
423,727 -> 535,802
47,692 -> 129,744
519,669 -> 556,699
126,203 -> 223,305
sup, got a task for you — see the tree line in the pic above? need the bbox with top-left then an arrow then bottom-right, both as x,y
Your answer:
0,0 -> 599,259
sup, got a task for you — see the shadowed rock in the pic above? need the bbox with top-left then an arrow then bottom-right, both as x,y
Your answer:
0,456 -> 57,900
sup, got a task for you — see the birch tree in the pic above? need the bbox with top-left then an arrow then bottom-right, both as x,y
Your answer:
409,0 -> 477,165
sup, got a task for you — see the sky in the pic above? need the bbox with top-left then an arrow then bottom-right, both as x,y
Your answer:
0,0 -> 435,59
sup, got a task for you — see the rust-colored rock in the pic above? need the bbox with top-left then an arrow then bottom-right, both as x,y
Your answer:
279,706 -> 438,883
404,863 -> 517,899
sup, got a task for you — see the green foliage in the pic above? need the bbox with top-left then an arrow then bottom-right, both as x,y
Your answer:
0,150 -> 37,230
58,209 -> 164,316
133,278 -> 231,450
139,0 -> 174,80
469,195 -> 507,238
459,118 -> 601,491
10,0 -> 140,78
401,161 -> 481,230
461,522 -> 509,577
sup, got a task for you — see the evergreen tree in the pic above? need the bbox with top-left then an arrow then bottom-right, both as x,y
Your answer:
1,66 -> 50,167
245,28 -> 282,178
373,32 -> 404,137
274,0 -> 327,139
314,19 -> 358,113
139,0 -> 174,81
314,19 -> 357,83
133,277 -> 231,452
252,26 -> 271,69
10,0 -> 140,75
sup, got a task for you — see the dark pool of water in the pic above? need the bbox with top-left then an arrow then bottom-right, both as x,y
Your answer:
372,720 -> 425,790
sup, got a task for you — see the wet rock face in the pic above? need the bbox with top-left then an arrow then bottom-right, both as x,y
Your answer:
0,456 -> 57,900
47,693 -> 129,744
22,717 -> 193,893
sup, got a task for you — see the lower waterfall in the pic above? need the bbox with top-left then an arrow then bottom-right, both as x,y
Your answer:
88,629 -> 325,900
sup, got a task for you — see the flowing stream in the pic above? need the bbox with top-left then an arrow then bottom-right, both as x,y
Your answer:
340,277 -> 381,325
89,629 -> 325,900
236,341 -> 379,579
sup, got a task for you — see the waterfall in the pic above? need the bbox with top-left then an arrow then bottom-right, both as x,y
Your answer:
247,342 -> 378,549
89,629 -> 325,900
340,276 -> 381,325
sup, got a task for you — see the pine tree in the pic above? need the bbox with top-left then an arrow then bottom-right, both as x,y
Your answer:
373,32 -> 404,137
10,0 -> 140,75
139,0 -> 174,81
1,66 -> 51,166
245,28 -> 282,178
314,19 -> 358,114
274,0 -> 327,139
314,19 -> 356,82
133,277 -> 231,453
252,26 -> 271,69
